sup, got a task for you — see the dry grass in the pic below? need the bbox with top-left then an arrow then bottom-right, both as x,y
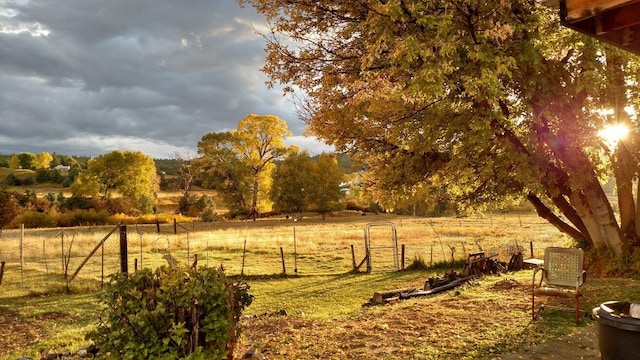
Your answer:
0,213 -> 565,297
0,212 -> 587,360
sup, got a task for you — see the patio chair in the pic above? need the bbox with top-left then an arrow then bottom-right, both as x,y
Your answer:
532,247 -> 587,325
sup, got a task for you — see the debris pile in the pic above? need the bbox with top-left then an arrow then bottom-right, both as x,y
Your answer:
365,272 -> 478,306
366,251 -> 515,306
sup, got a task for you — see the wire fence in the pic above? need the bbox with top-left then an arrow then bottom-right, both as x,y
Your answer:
0,214 -> 564,298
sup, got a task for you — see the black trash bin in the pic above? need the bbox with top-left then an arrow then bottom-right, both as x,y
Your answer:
593,301 -> 640,360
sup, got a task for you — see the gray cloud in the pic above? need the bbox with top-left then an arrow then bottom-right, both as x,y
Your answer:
0,0 -> 329,158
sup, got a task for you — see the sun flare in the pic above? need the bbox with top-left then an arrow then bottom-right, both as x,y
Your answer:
598,124 -> 629,148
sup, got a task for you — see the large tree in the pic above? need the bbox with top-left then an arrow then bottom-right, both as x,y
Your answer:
196,114 -> 294,217
270,151 -> 316,215
270,151 -> 345,218
35,152 -> 53,169
241,0 -> 640,255
71,150 -> 159,213
16,152 -> 36,170
309,153 -> 345,220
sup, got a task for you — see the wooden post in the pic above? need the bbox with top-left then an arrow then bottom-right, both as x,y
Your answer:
401,244 -> 405,270
173,218 -> 177,234
61,231 -> 65,273
156,218 -> 160,233
351,244 -> 357,271
20,224 -> 24,284
43,239 -> 48,274
530,241 -> 534,258
241,236 -> 247,277
293,227 -> 298,276
280,247 -> 286,275
430,244 -> 433,266
120,224 -> 128,274
134,258 -> 138,272
0,261 -> 5,286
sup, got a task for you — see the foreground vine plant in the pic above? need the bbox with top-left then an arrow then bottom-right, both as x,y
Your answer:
91,266 -> 253,360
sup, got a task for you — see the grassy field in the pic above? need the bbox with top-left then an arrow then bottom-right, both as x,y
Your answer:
0,168 -> 34,178
1,212 -> 628,359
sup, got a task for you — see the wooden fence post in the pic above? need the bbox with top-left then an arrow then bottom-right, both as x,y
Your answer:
401,244 -> 405,270
20,224 -> 24,284
351,244 -> 356,271
530,241 -> 534,258
120,224 -> 128,274
0,261 -> 5,286
280,247 -> 286,275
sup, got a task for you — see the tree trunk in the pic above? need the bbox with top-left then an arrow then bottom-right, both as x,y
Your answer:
251,175 -> 259,219
527,193 -> 586,243
548,193 -> 593,246
616,142 -> 638,247
571,179 -> 622,254
531,111 -> 623,254
636,176 -> 640,241
608,49 -> 638,248
568,191 -> 609,249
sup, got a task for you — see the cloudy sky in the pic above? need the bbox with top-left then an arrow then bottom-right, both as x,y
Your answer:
0,0 -> 332,159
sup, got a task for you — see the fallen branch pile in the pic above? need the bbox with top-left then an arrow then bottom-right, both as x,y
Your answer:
365,272 -> 479,306
366,251 -> 511,306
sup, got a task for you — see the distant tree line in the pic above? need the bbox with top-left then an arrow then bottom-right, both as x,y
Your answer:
0,152 -> 88,187
0,114 -> 454,229
0,150 -> 159,228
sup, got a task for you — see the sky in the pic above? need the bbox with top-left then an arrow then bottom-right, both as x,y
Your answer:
0,0 -> 333,159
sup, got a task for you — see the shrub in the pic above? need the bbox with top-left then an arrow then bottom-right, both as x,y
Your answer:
3,173 -> 20,186
0,191 -> 22,226
201,206 -> 217,222
11,211 -> 56,228
59,195 -> 93,211
178,193 -> 198,216
91,266 -> 252,360
56,209 -> 111,227
344,198 -> 363,211
61,176 -> 74,187
106,197 -> 136,215
21,176 -> 35,185
196,194 -> 215,212
45,192 -> 58,205
367,202 -> 384,214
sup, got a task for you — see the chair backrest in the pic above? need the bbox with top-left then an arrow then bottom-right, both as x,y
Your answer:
543,247 -> 584,287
